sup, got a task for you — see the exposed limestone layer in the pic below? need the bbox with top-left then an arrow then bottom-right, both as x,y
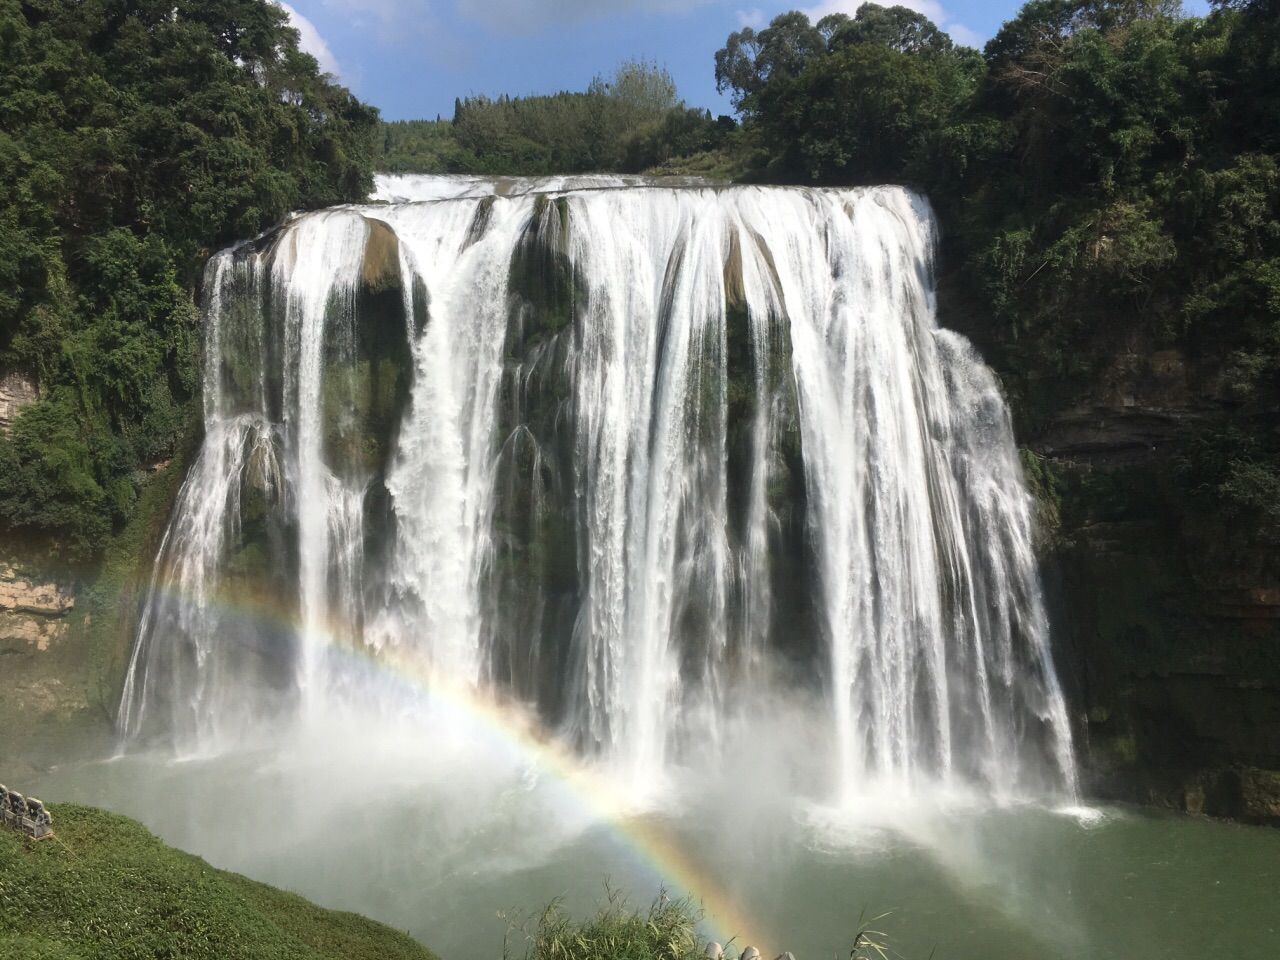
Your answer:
0,567 -> 74,618
0,614 -> 69,654
0,567 -> 95,772
0,567 -> 74,665
0,370 -> 37,434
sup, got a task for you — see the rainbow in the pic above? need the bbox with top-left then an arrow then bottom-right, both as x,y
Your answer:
133,584 -> 773,953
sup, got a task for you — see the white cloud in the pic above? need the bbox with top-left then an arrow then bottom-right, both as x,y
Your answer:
947,23 -> 984,49
801,0 -> 947,26
275,2 -> 341,76
453,0 -> 715,33
319,0 -> 437,40
736,7 -> 767,29
315,0 -> 470,68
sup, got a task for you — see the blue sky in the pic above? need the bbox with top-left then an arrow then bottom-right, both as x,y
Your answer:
276,0 -> 1212,122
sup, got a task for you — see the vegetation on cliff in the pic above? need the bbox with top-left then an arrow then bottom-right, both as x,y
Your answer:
0,0 -> 379,561
0,802 -> 438,959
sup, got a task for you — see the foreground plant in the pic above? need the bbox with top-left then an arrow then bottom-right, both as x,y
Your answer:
503,884 -> 901,960
504,885 -> 707,960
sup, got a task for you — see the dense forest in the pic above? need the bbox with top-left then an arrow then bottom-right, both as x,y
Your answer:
0,0 -> 378,561
2,0 -> 1278,559
379,59 -> 738,177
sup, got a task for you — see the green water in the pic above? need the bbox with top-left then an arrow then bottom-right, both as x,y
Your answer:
29,741 -> 1278,960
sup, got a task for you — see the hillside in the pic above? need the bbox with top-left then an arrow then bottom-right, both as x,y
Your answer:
0,802 -> 439,960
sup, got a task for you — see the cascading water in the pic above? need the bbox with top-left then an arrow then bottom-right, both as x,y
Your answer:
120,175 -> 1076,800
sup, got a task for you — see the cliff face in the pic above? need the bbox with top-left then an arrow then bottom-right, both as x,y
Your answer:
0,565 -> 103,779
0,374 -> 98,771
0,451 -> 189,779
1029,346 -> 1280,824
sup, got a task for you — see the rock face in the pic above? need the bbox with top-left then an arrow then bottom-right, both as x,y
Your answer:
0,370 -> 37,434
1028,348 -> 1280,825
0,565 -> 90,771
0,614 -> 69,655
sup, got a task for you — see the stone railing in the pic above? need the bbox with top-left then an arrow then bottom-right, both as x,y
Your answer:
0,783 -> 54,839
707,943 -> 794,960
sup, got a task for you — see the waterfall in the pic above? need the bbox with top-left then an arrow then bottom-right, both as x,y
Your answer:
121,175 -> 1076,799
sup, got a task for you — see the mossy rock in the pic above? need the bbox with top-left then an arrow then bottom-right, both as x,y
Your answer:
212,253 -> 274,415
318,222 -> 413,484
508,200 -> 583,351
322,360 -> 401,478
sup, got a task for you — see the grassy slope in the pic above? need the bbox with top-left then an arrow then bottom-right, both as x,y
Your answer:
0,803 -> 438,960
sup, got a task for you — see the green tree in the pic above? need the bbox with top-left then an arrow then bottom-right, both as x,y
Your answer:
592,58 -> 680,113
720,8 -> 981,182
422,59 -> 716,176
714,11 -> 826,114
757,43 -> 953,182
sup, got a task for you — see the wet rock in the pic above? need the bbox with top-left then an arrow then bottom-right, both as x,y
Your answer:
361,219 -> 401,294
774,953 -> 796,960
705,944 -> 723,959
741,947 -> 760,960
6,677 -> 88,714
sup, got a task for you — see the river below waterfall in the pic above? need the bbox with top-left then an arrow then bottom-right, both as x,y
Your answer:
31,718 -> 1279,960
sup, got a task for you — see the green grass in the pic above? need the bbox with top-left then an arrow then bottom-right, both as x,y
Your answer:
0,803 -> 438,960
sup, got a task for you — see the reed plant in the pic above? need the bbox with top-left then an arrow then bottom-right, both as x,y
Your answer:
504,885 -> 705,960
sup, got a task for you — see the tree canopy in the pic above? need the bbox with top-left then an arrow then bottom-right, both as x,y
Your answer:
716,6 -> 981,182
